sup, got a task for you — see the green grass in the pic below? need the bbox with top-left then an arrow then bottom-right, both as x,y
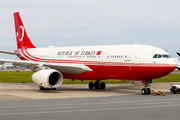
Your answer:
154,73 -> 180,83
172,70 -> 180,72
0,71 -> 125,84
0,71 -> 180,84
0,71 -> 33,83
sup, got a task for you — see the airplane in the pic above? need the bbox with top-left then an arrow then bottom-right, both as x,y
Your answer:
0,12 -> 177,95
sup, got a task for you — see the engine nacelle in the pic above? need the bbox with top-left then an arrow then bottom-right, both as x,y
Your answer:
123,80 -> 152,86
32,69 -> 63,88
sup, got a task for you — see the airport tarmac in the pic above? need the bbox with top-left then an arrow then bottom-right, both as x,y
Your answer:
0,82 -> 177,100
0,83 -> 180,120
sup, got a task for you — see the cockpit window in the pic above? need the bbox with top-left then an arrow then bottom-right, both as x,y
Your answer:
153,54 -> 171,58
162,54 -> 169,58
153,54 -> 158,58
158,54 -> 162,58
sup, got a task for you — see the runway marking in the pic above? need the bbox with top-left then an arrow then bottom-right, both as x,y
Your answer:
1,103 -> 180,115
0,98 -> 179,109
36,106 -> 78,110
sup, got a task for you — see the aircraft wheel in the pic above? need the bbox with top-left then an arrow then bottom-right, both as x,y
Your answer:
142,80 -> 152,95
89,82 -> 94,89
141,88 -> 146,95
39,86 -> 45,90
170,89 -> 173,93
100,82 -> 106,89
141,88 -> 151,95
147,88 -> 151,95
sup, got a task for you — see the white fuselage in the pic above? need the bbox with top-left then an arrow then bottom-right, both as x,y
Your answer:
19,44 -> 176,80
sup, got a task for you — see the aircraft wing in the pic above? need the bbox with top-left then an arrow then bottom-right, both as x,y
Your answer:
0,59 -> 92,74
0,50 -> 20,55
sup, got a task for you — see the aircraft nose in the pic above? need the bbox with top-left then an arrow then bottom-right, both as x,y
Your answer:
168,59 -> 177,69
166,59 -> 177,73
170,59 -> 177,67
141,58 -> 177,80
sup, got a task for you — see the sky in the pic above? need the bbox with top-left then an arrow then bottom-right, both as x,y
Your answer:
0,0 -> 180,59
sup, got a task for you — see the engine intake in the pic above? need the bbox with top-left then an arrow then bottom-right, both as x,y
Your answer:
32,69 -> 63,88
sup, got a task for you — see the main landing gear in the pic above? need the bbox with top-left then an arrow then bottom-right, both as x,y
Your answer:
141,80 -> 152,95
89,80 -> 106,89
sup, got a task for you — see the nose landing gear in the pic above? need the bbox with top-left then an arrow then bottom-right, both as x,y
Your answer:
89,80 -> 106,89
141,88 -> 151,95
141,80 -> 151,95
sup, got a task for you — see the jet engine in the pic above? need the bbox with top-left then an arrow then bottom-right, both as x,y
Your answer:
123,80 -> 152,86
32,69 -> 63,88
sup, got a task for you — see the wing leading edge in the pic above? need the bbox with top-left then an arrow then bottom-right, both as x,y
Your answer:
0,59 -> 92,74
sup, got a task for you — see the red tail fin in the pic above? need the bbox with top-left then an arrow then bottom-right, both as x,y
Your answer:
14,12 -> 36,49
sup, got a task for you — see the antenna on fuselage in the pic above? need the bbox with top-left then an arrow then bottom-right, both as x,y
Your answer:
165,50 -> 168,53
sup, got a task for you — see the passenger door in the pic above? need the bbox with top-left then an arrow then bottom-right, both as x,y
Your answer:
134,49 -> 144,64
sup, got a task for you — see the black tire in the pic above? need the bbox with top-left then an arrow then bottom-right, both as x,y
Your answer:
173,90 -> 177,94
141,88 -> 146,95
52,88 -> 56,90
170,89 -> 173,93
89,82 -> 94,89
39,86 -> 45,90
147,88 -> 151,95
100,82 -> 106,89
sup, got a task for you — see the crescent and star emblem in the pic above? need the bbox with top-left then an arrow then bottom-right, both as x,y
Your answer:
16,26 -> 24,41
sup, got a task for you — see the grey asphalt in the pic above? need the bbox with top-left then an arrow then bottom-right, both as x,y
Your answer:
0,93 -> 180,120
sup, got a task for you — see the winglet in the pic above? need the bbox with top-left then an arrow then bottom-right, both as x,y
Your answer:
14,12 -> 36,49
177,52 -> 180,57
